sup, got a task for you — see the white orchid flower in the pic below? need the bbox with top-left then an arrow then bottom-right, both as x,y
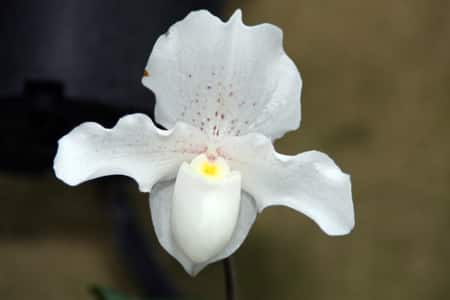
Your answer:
54,9 -> 354,276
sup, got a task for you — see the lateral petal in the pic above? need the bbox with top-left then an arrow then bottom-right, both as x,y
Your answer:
54,114 -> 207,192
219,134 -> 354,235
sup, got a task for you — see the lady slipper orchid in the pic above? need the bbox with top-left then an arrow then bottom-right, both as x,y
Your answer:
54,10 -> 354,276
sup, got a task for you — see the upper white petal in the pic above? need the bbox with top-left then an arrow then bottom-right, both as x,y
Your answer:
142,9 -> 301,140
218,134 -> 354,235
149,180 -> 257,276
54,114 -> 207,192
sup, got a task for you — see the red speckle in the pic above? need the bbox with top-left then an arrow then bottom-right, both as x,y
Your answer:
217,147 -> 231,160
207,153 -> 217,161
215,111 -> 218,117
221,114 -> 225,120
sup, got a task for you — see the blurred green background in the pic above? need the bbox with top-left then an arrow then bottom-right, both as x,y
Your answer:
1,0 -> 449,299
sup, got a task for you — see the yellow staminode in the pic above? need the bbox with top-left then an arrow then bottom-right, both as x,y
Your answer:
201,162 -> 219,177
190,153 -> 230,180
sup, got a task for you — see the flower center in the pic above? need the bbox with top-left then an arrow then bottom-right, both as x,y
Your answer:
201,162 -> 218,177
190,153 -> 230,180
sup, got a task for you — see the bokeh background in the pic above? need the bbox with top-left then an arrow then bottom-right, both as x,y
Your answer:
1,0 -> 449,299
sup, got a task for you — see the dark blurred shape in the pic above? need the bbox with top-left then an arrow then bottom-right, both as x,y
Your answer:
0,80 -> 142,173
0,0 -> 224,299
0,0 -> 223,107
0,0 -> 224,174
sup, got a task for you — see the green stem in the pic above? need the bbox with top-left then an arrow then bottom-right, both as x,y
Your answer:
223,257 -> 236,300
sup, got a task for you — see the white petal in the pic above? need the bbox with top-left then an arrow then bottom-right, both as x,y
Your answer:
149,181 -> 257,276
218,134 -> 354,235
142,9 -> 301,140
172,162 -> 241,264
54,114 -> 207,192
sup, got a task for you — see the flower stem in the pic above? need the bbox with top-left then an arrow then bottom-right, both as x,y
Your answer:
223,257 -> 236,300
